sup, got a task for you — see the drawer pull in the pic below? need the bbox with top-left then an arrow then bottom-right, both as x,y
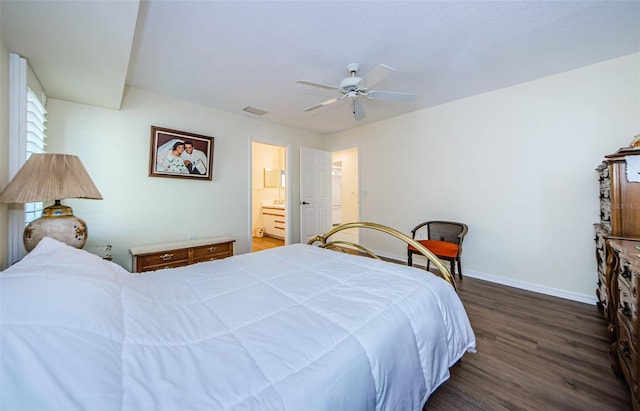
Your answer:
160,253 -> 174,261
619,340 -> 631,360
207,246 -> 218,253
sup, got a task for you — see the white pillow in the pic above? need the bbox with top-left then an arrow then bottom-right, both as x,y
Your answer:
2,237 -> 129,280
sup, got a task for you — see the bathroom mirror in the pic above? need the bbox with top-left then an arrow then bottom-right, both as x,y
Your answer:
264,168 -> 278,188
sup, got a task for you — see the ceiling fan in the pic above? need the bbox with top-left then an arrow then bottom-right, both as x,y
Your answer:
296,63 -> 417,120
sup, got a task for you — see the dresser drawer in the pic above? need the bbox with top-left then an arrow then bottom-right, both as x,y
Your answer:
192,241 -> 233,263
130,237 -> 235,273
617,311 -> 634,389
619,278 -> 633,317
136,249 -> 190,272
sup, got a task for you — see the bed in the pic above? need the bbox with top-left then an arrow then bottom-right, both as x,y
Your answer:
1,223 -> 475,410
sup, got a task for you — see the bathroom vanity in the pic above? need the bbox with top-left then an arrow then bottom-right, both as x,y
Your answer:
262,202 -> 285,239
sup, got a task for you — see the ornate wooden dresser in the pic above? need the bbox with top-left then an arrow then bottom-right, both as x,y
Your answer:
129,237 -> 235,273
607,239 -> 640,405
595,147 -> 640,410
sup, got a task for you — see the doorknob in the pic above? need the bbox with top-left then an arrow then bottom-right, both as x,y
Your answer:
301,201 -> 310,205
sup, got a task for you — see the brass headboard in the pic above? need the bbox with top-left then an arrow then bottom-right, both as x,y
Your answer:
307,221 -> 456,289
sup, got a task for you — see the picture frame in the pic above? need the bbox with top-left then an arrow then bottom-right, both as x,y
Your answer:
149,126 -> 214,180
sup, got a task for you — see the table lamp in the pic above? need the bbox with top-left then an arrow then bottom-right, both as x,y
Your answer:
0,153 -> 103,251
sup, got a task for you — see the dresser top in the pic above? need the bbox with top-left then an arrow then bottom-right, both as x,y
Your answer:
608,238 -> 640,268
605,147 -> 640,160
129,237 -> 235,256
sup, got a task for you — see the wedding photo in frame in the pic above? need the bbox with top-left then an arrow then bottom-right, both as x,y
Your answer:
149,126 -> 214,180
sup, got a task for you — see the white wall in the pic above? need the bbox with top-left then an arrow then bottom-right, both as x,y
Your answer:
46,87 -> 324,270
326,53 -> 640,302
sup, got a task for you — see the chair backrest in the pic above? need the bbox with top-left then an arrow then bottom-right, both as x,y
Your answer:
426,221 -> 468,245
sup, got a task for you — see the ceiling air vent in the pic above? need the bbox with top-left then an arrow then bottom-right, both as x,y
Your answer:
243,106 -> 268,116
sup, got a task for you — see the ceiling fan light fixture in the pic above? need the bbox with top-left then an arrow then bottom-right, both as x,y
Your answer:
339,77 -> 362,90
296,62 -> 416,121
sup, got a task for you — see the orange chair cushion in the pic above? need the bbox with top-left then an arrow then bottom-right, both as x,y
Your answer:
408,239 -> 460,258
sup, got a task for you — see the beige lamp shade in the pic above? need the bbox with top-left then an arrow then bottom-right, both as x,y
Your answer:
0,153 -> 102,203
0,153 -> 103,251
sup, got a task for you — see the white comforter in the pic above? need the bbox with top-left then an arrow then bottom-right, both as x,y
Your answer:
1,238 -> 475,410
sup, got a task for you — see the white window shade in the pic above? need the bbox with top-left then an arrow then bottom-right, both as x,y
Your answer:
7,53 -> 47,264
24,89 -> 47,227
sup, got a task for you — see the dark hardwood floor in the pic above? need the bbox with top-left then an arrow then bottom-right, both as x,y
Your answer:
424,276 -> 631,410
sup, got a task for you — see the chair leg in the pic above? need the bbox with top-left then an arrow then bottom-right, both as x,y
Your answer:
450,261 -> 456,277
457,258 -> 463,279
426,260 -> 430,272
408,252 -> 413,267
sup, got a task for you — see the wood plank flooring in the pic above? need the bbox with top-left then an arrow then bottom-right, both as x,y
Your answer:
252,236 -> 284,252
424,276 -> 631,410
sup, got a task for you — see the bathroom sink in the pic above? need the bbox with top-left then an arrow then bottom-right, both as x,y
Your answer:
262,201 -> 285,209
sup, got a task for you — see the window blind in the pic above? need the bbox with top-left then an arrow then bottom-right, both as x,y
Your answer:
7,52 -> 47,265
24,88 -> 47,224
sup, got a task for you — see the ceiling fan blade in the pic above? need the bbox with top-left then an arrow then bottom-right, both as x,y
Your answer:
352,99 -> 366,120
359,64 -> 395,89
296,80 -> 340,91
304,97 -> 340,112
366,90 -> 417,102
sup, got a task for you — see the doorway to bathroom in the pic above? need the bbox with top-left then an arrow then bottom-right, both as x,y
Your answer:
251,141 -> 288,252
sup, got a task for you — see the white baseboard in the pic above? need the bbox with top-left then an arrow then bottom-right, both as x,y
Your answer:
460,269 -> 597,305
377,251 -> 598,305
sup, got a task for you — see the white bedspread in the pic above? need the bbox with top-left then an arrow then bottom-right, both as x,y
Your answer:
1,238 -> 475,410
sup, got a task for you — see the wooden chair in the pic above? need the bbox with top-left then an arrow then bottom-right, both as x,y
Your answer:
407,220 -> 468,279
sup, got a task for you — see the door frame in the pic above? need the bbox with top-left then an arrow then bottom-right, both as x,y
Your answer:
331,145 -> 360,226
298,145 -> 360,244
249,139 -> 290,251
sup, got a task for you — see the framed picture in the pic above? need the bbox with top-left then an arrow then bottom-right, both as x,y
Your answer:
149,126 -> 214,180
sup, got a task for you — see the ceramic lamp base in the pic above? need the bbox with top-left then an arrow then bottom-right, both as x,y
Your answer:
23,203 -> 88,252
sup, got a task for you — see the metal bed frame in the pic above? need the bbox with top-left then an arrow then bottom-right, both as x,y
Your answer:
307,221 -> 456,289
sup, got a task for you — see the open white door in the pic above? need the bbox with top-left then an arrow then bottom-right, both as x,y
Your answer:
300,147 -> 331,243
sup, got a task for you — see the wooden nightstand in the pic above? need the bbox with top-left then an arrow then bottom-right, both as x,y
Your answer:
129,237 -> 235,273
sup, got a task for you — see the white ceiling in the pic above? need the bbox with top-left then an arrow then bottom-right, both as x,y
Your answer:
2,0 -> 639,135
